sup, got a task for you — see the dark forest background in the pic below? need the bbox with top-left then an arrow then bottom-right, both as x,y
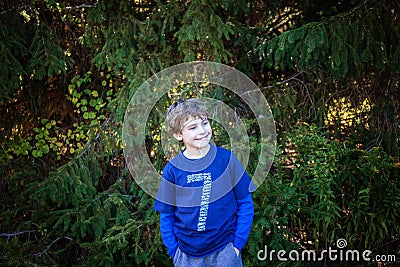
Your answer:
1,0 -> 399,266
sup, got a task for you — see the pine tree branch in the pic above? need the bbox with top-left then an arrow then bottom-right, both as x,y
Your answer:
65,2 -> 99,10
0,5 -> 33,15
0,230 -> 36,240
262,71 -> 306,89
33,237 -> 73,257
0,2 -> 98,15
78,115 -> 112,158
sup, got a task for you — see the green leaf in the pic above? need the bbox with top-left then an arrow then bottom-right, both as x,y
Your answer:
89,99 -> 97,107
32,149 -> 42,158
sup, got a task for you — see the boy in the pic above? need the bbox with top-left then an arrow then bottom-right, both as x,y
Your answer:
154,98 -> 255,267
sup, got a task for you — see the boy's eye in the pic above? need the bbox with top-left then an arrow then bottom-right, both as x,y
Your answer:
203,120 -> 209,125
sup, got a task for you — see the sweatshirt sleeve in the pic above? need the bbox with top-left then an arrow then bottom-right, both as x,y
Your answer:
159,212 -> 178,257
233,193 -> 254,251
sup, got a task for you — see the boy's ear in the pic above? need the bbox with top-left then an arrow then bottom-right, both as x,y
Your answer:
173,133 -> 183,141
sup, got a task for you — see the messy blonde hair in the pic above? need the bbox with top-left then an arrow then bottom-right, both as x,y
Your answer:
166,98 -> 209,136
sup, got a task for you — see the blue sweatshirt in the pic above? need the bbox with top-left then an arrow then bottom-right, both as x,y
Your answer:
153,144 -> 255,258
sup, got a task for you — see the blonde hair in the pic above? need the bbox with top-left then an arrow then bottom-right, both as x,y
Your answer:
166,98 -> 209,136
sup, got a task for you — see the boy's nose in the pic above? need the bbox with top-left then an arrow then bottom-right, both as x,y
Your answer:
199,125 -> 207,134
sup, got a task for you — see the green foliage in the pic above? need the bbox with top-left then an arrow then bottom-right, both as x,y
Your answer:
283,125 -> 344,246
256,1 -> 389,79
81,189 -> 169,267
175,0 -> 234,62
249,125 -> 345,253
244,124 -> 400,265
246,154 -> 302,267
27,154 -> 100,209
339,147 -> 400,250
67,72 -> 110,125
0,17 -> 26,106
0,150 -> 168,266
28,22 -> 73,80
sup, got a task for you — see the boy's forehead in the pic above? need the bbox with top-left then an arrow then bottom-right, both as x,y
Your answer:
181,115 -> 207,127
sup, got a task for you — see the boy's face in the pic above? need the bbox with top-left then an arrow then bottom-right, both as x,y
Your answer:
174,116 -> 212,150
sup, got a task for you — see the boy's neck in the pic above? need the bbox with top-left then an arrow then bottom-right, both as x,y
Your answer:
183,144 -> 211,159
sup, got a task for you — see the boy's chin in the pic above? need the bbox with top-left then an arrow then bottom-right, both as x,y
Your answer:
195,140 -> 210,148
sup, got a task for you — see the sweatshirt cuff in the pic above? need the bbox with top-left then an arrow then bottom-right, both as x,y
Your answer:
169,245 -> 178,258
233,237 -> 246,251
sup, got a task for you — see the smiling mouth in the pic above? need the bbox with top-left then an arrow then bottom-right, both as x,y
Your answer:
196,134 -> 209,141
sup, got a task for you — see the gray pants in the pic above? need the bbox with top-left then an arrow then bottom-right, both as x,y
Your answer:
173,242 -> 243,267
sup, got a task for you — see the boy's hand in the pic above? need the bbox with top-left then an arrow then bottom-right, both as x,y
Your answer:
234,247 -> 240,256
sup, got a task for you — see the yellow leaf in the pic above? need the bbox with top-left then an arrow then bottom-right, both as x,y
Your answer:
200,81 -> 210,87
